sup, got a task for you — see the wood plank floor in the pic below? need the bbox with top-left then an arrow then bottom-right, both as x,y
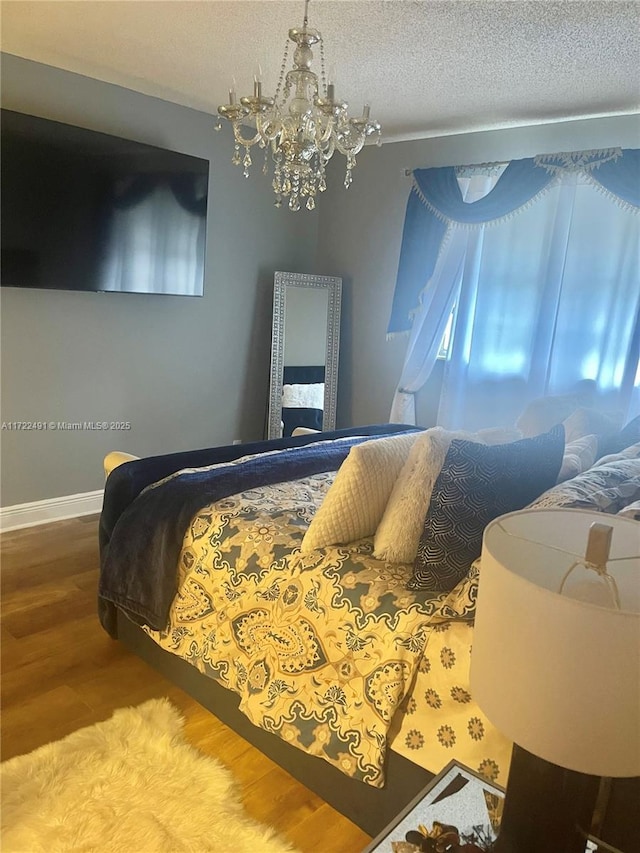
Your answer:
1,515 -> 371,852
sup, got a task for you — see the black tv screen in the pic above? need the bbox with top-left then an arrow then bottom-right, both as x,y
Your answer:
1,110 -> 209,296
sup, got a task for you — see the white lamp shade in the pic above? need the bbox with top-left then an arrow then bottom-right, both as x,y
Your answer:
470,508 -> 640,778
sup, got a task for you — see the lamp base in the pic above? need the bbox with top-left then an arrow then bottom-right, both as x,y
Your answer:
492,744 -> 600,853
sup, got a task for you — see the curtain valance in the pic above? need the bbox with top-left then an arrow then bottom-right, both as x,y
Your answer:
388,148 -> 640,335
111,173 -> 208,216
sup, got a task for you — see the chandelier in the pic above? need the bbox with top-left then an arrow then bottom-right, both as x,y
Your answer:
215,0 -> 381,211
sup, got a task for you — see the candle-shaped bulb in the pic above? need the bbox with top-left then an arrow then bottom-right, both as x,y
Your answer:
362,103 -> 371,119
326,64 -> 336,101
229,77 -> 237,104
253,64 -> 263,98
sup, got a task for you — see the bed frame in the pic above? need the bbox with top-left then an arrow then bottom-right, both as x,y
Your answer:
102,424 -> 639,846
101,423 -> 432,835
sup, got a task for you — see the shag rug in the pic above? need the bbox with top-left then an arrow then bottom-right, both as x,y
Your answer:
1,699 -> 298,853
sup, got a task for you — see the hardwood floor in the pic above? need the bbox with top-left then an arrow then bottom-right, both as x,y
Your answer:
1,515 -> 371,852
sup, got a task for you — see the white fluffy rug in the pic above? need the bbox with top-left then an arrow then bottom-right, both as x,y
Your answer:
1,699 -> 298,853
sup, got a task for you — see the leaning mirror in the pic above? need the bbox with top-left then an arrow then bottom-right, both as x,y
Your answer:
268,271 -> 342,440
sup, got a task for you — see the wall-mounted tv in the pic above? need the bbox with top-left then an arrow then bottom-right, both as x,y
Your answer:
1,109 -> 209,296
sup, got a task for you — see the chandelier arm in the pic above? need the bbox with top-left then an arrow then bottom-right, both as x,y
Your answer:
312,115 -> 334,146
333,134 -> 366,158
256,112 -> 284,143
232,124 -> 262,148
322,137 -> 335,161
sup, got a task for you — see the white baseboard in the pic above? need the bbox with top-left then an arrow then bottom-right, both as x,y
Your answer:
0,489 -> 104,533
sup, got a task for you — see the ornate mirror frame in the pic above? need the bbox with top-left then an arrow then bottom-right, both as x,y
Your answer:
268,271 -> 342,440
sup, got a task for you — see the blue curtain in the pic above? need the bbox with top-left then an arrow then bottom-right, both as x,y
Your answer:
389,149 -> 640,336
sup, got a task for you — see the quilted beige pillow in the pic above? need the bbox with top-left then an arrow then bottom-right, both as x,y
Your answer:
556,434 -> 598,483
300,432 -> 419,552
373,426 -> 521,564
562,407 -> 622,443
516,394 -> 584,437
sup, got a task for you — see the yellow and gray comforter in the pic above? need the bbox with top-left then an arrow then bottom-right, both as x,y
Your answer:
144,473 -> 510,787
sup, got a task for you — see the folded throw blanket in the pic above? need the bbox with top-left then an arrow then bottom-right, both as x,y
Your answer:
99,436 -> 374,637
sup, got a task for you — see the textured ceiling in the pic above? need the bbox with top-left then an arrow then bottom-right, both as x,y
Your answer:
2,0 -> 639,141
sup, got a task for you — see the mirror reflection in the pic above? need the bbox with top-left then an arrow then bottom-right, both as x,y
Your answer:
267,272 -> 342,440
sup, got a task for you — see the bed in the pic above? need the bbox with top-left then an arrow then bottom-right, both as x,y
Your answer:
281,364 -> 325,436
98,417 -> 640,836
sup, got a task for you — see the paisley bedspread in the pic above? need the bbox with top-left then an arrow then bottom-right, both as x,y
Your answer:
143,472 -> 481,787
389,574 -> 512,787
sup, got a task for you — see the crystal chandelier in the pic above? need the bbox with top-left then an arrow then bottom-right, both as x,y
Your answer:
215,0 -> 381,211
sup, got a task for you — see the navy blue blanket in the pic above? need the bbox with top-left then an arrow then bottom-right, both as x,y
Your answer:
99,429 -> 416,637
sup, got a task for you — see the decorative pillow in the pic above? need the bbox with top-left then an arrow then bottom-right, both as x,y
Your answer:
562,407 -> 622,443
300,431 -> 419,552
516,393 -> 585,437
373,426 -> 521,564
593,441 -> 640,467
621,414 -> 640,444
596,415 -> 640,460
476,425 -> 523,444
529,458 -> 640,513
556,434 -> 598,483
281,382 -> 325,410
409,425 -> 565,592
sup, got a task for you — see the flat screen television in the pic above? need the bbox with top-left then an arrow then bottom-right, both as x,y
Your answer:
1,109 -> 209,296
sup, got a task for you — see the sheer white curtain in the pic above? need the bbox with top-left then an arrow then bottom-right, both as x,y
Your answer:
390,173 -> 500,423
438,173 -> 640,429
391,168 -> 640,429
100,183 -> 206,295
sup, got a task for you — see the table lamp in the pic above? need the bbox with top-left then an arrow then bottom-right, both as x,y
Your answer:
470,508 -> 640,853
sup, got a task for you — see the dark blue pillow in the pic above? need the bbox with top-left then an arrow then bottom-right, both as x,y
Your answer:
409,424 -> 565,592
597,414 -> 640,460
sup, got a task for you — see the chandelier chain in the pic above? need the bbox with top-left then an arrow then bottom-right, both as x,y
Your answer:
319,37 -> 327,97
274,40 -> 290,108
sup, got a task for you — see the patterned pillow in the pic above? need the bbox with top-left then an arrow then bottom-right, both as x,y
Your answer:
409,425 -> 565,592
373,426 -> 521,564
301,431 -> 419,551
529,458 -> 640,513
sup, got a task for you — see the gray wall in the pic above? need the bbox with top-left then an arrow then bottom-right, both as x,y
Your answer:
1,54 -> 318,505
316,115 -> 640,429
2,52 -> 638,506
